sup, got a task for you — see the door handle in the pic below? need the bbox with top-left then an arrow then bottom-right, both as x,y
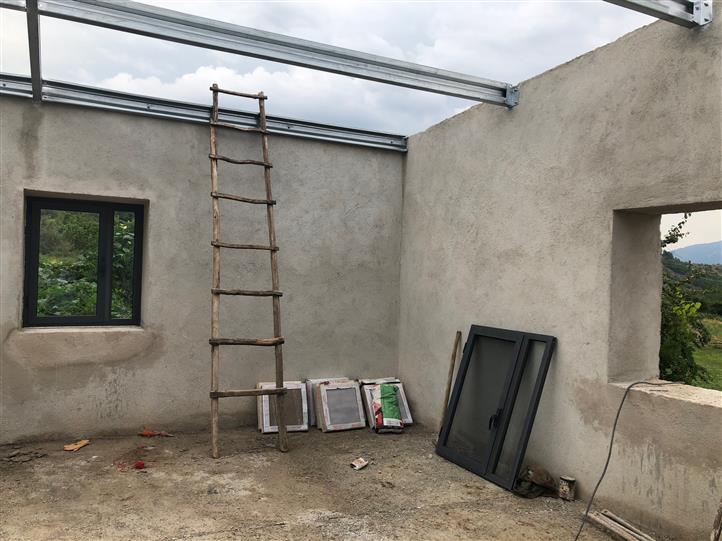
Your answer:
488,408 -> 503,430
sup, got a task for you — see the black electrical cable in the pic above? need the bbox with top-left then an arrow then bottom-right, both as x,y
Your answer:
573,380 -> 680,541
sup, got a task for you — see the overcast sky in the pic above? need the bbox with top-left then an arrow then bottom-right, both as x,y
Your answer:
1,0 -> 659,134
1,1 -> 719,246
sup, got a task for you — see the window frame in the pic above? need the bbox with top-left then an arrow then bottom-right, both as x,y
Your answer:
436,325 -> 556,491
23,196 -> 144,327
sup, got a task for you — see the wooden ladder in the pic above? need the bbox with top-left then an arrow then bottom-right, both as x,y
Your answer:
208,83 -> 288,458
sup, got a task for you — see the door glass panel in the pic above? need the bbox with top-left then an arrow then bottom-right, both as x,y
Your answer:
111,211 -> 136,319
491,339 -> 546,481
445,336 -> 517,462
37,209 -> 99,316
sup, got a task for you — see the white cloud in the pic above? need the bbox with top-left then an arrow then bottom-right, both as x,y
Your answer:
2,0 -> 654,133
95,64 -> 463,133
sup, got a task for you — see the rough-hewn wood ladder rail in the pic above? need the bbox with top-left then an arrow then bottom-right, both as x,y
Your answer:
209,83 -> 288,458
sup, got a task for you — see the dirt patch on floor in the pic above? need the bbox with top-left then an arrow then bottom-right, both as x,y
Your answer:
0,427 -> 610,540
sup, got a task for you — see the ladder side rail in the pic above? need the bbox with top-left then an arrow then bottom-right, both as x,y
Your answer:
259,94 -> 288,453
210,84 -> 221,459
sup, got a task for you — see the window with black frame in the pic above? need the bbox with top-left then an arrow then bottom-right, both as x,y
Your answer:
436,325 -> 556,491
23,197 -> 144,327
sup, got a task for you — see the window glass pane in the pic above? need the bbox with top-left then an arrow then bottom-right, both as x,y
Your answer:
38,209 -> 99,316
111,211 -> 136,319
445,336 -> 516,461
491,340 -> 546,481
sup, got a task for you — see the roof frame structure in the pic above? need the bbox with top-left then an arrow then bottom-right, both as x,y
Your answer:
0,73 -> 408,151
24,0 -> 41,101
0,0 -> 712,150
603,0 -> 713,27
0,0 -> 519,106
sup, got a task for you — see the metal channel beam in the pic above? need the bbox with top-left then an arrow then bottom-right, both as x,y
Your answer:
0,0 -> 518,106
604,0 -> 713,27
0,74 -> 408,151
25,0 -> 42,101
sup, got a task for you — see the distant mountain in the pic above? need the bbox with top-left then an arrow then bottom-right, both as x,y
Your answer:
672,241 -> 722,265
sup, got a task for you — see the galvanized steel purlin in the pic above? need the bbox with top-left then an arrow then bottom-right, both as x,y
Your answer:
25,0 -> 42,102
603,0 -> 713,27
0,0 -> 518,106
0,74 -> 409,151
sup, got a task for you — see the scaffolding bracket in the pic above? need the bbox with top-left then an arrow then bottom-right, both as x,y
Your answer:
604,0 -> 713,27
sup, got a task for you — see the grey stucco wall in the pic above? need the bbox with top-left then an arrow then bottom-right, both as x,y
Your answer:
1,10 -> 721,540
0,97 -> 403,442
398,12 -> 721,541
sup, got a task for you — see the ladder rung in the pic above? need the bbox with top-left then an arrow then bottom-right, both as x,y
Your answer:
211,241 -> 278,251
209,154 -> 272,168
211,191 -> 275,205
211,388 -> 285,398
210,121 -> 267,134
212,288 -> 282,297
210,86 -> 267,100
209,337 -> 284,346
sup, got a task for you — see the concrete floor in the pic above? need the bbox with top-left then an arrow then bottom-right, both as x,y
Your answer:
0,427 -> 611,540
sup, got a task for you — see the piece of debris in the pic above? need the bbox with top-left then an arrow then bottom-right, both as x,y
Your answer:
589,509 -> 657,541
712,498 -> 722,541
133,460 -> 146,469
3,449 -> 47,463
64,439 -> 90,452
558,475 -> 576,501
513,464 -> 557,499
350,457 -> 369,470
114,444 -> 151,472
380,480 -> 394,488
138,428 -> 174,438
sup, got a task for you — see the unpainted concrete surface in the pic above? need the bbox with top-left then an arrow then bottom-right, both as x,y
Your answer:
0,427 -> 615,541
0,97 -> 404,442
398,8 -> 722,541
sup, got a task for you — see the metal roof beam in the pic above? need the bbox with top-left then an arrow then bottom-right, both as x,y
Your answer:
0,74 -> 408,151
603,0 -> 713,27
0,0 -> 518,106
25,0 -> 42,101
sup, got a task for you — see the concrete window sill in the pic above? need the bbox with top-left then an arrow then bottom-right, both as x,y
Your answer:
610,379 -> 722,408
3,326 -> 156,369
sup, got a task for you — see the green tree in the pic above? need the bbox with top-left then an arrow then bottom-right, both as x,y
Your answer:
36,209 -> 136,319
659,214 -> 710,384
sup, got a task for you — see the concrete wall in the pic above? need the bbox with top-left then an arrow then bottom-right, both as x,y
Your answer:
0,97 -> 403,442
2,10 -> 721,540
398,11 -> 722,541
